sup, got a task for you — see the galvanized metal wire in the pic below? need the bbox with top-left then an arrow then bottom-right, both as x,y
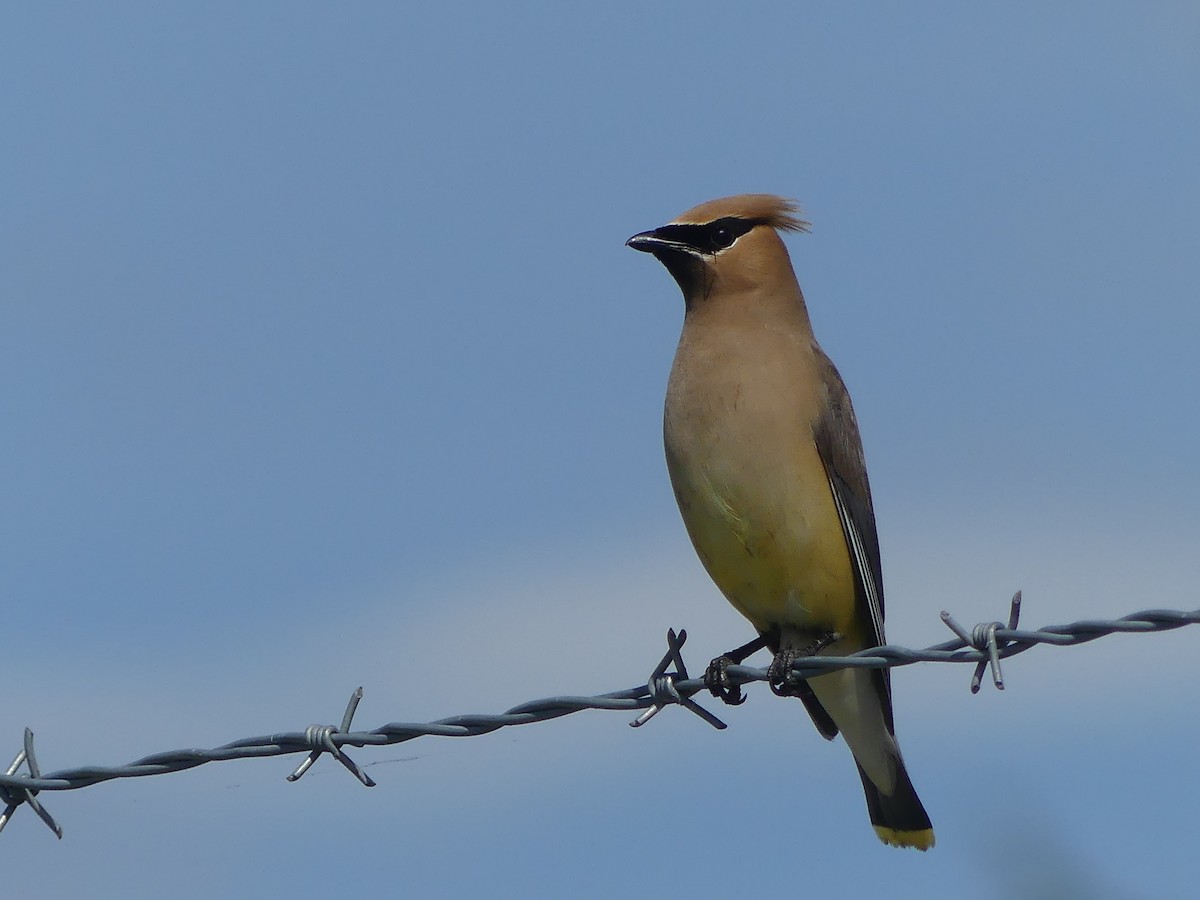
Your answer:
2,594 -> 1197,840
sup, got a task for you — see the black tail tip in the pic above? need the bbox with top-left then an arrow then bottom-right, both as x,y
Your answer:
857,761 -> 934,850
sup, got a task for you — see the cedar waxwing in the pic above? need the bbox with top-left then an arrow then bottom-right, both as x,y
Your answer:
627,195 -> 934,850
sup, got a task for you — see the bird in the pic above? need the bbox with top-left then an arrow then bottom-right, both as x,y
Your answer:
626,194 -> 934,850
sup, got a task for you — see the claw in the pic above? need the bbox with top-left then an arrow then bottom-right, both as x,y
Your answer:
767,631 -> 839,697
704,655 -> 748,705
768,648 -> 804,697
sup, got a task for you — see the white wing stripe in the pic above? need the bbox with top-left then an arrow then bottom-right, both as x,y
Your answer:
829,477 -> 884,645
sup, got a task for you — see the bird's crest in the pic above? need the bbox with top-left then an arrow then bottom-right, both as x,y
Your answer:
672,194 -> 810,233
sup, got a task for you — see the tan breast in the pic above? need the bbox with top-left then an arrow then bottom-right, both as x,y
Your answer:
664,313 -> 856,636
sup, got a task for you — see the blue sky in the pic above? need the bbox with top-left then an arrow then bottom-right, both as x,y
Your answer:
4,3 -> 1199,897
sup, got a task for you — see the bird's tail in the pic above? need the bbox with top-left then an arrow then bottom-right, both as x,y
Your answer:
856,759 -> 935,850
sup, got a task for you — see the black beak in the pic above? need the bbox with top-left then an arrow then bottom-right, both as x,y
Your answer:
626,228 -> 691,255
626,230 -> 664,252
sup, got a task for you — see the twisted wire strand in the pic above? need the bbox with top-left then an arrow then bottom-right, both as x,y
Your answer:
2,603 -> 1196,839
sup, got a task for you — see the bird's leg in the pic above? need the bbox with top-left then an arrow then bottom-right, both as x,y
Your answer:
768,630 -> 841,697
802,630 -> 840,656
704,632 -> 770,706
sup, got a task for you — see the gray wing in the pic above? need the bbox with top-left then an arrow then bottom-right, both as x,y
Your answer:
811,346 -> 894,726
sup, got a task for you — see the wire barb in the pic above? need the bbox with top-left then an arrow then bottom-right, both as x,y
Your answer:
0,729 -> 63,839
630,629 -> 727,730
286,687 -> 376,787
941,591 -> 1023,693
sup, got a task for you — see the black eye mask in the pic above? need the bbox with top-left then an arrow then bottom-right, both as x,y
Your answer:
651,216 -> 761,255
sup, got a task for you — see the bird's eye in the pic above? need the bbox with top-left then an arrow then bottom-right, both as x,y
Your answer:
712,226 -> 734,249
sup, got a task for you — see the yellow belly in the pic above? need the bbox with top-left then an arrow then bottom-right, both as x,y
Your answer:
666,435 -> 857,638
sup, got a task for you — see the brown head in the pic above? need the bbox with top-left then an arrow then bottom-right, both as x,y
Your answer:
626,194 -> 810,307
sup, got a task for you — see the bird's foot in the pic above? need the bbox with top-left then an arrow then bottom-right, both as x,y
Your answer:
704,654 -> 748,705
704,633 -> 770,705
768,648 -> 804,697
768,631 -> 841,697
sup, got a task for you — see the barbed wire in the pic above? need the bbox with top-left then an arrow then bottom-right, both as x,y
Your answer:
2,593 -> 1197,840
